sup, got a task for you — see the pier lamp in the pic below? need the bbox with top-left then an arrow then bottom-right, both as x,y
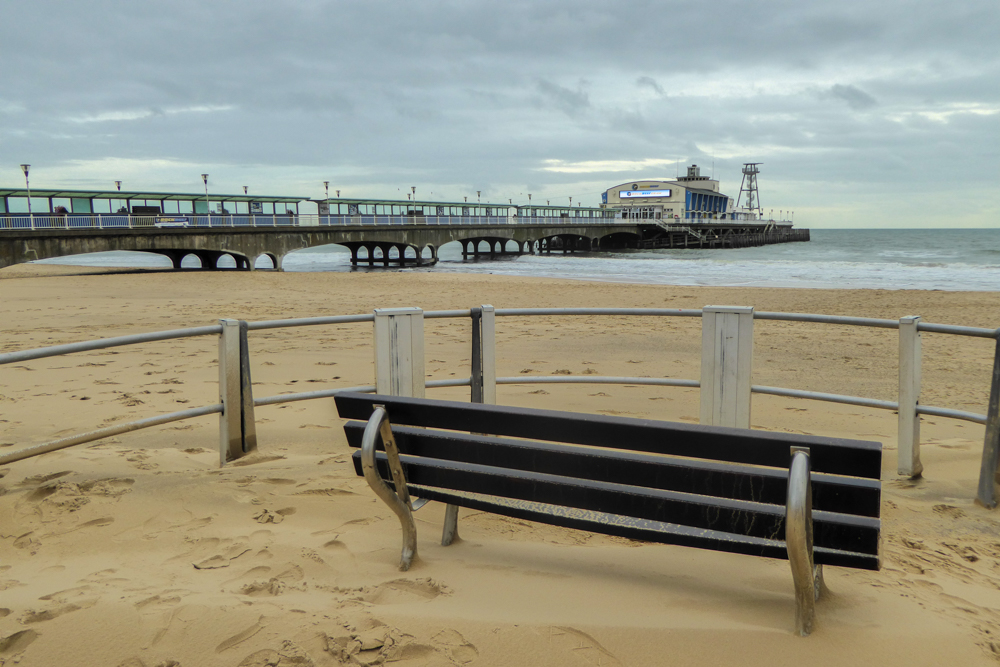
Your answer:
528,194 -> 532,205
201,174 -> 209,216
411,186 -> 416,201
115,180 -> 122,192
20,164 -> 31,214
243,186 -> 248,195
464,196 -> 467,202
336,190 -> 340,198
477,191 -> 481,202
569,196 -> 572,206
324,181 -> 329,200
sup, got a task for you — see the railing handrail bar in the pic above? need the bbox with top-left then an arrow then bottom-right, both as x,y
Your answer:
916,323 -> 1000,339
754,312 -> 900,329
916,405 -> 988,425
247,314 -> 375,331
752,385 -> 899,411
497,376 -> 700,387
0,403 -> 223,466
494,308 -> 704,317
0,324 -> 224,366
252,377 -> 473,408
255,385 -> 378,406
6,308 -> 995,369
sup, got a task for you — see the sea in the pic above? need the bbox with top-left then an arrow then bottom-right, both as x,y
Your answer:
35,228 -> 1000,292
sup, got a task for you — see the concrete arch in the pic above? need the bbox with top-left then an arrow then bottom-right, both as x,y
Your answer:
459,236 -> 529,260
180,252 -> 204,269
339,241 -> 431,267
537,234 -> 593,254
597,232 -> 641,250
253,252 -> 279,270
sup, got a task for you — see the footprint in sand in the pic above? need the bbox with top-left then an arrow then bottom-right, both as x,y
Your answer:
0,629 -> 39,657
18,471 -> 73,486
358,578 -> 448,605
545,626 -> 622,666
20,601 -> 92,624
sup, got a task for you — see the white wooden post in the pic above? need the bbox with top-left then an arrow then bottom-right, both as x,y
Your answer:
481,304 -> 496,404
700,306 -> 754,429
898,316 -> 923,477
218,319 -> 243,465
374,307 -> 425,398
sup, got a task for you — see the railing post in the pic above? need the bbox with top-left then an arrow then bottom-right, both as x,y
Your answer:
700,306 -> 754,429
373,307 -> 425,398
482,304 -> 496,404
976,333 -> 1000,508
898,316 -> 923,477
218,319 -> 257,466
219,319 -> 241,464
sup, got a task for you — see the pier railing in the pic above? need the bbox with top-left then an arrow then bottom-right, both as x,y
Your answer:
0,212 -> 623,231
1,306 -> 997,507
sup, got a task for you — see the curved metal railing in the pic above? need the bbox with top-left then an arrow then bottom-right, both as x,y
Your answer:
1,306 -> 997,506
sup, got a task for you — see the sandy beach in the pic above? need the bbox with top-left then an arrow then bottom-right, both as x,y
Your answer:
2,264 -> 999,666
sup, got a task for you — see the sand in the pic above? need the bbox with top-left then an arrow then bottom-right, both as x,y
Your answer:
1,263 -> 999,666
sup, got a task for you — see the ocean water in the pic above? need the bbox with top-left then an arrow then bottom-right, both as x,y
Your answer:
34,228 -> 1000,292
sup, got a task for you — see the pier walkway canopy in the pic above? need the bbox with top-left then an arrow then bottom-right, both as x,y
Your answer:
0,187 -> 305,216
320,197 -> 611,220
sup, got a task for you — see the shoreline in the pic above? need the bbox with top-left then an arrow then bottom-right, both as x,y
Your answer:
2,266 -> 1000,665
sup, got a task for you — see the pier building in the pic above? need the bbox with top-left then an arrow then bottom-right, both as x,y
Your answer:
601,165 -> 734,221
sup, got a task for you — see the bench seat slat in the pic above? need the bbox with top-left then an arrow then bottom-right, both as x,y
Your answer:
410,486 -> 879,570
335,393 -> 882,479
352,451 -> 880,556
344,422 -> 881,517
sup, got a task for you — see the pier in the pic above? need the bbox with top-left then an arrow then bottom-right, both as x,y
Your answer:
0,188 -> 806,271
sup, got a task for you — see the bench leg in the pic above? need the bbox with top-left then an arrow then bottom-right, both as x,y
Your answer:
787,447 -> 816,636
442,504 -> 459,546
361,406 -> 417,571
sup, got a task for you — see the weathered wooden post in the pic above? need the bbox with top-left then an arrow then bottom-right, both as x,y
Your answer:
374,307 -> 426,398
976,333 -> 1000,508
218,319 -> 257,465
898,316 -> 923,477
700,306 -> 754,429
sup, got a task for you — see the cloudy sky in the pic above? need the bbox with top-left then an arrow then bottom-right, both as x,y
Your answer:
1,1 -> 997,227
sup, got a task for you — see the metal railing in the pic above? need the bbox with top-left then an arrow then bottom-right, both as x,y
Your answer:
1,306 -> 997,507
0,213 -> 620,231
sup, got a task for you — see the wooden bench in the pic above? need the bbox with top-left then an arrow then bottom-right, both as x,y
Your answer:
335,392 -> 882,636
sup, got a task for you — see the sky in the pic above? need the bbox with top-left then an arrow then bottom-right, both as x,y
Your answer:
1,0 -> 997,228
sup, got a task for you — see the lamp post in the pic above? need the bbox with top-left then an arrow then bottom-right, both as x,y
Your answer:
411,186 -> 416,201
336,190 -> 340,198
20,164 -> 31,214
568,196 -> 572,206
477,190 -> 481,203
115,180 -> 122,192
324,181 -> 329,200
201,174 -> 209,217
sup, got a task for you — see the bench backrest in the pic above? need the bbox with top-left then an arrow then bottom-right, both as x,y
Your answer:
336,392 -> 882,570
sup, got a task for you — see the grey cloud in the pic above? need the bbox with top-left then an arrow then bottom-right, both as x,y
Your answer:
0,0 -> 996,228
636,77 -> 664,95
824,84 -> 878,110
534,80 -> 591,117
